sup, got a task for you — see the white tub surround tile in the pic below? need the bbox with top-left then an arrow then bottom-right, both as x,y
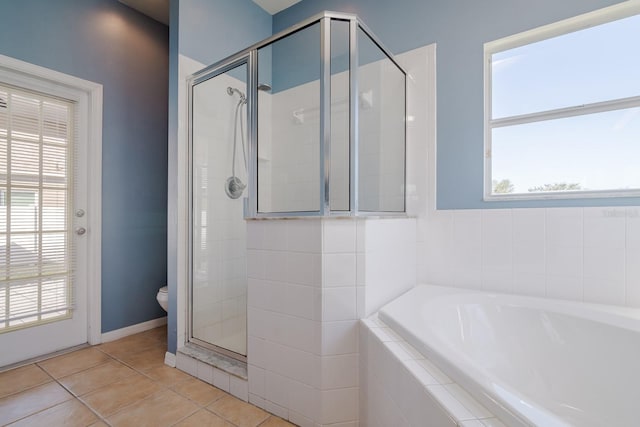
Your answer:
422,202 -> 640,309
362,317 -> 459,427
582,208 -> 626,305
362,315 -> 499,426
247,217 -> 417,425
480,417 -> 508,427
415,62 -> 640,309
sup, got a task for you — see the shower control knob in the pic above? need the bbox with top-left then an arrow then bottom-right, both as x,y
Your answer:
75,227 -> 87,236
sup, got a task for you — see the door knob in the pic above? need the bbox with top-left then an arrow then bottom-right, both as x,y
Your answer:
75,209 -> 85,218
75,227 -> 87,236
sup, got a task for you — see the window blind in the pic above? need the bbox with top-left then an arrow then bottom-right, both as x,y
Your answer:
0,83 -> 75,332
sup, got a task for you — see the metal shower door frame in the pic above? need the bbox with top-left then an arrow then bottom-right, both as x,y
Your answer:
187,54 -> 252,362
185,11 -> 406,219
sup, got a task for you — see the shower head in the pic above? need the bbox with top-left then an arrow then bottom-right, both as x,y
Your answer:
227,86 -> 246,104
258,83 -> 272,92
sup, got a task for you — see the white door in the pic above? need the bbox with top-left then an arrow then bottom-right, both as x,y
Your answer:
0,62 -> 99,368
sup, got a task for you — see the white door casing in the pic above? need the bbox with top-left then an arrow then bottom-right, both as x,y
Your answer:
0,54 -> 102,368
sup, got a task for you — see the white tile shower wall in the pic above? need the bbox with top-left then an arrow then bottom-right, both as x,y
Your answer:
400,44 -> 435,288
266,81 -> 321,212
262,60 -> 404,213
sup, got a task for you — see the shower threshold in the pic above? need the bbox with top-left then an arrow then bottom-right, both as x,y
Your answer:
177,343 -> 247,380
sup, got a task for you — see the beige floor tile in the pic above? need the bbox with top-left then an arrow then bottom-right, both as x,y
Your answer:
118,346 -> 166,371
0,381 -> 72,425
88,422 -> 109,427
38,348 -> 111,379
107,389 -> 199,427
59,360 -> 137,396
208,395 -> 270,427
137,326 -> 167,343
174,409 -> 232,427
8,398 -> 98,427
0,364 -> 51,399
171,377 -> 228,406
143,365 -> 192,386
80,373 -> 164,417
97,335 -> 160,359
259,416 -> 297,427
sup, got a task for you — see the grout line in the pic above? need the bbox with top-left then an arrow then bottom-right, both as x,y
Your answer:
0,343 -> 90,373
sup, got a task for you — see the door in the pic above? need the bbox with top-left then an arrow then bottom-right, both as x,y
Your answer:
190,60 -> 249,359
0,81 -> 90,367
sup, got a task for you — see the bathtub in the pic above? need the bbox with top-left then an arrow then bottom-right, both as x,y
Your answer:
378,285 -> 640,427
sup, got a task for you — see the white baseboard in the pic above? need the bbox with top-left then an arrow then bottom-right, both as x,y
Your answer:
164,351 -> 177,367
101,316 -> 167,343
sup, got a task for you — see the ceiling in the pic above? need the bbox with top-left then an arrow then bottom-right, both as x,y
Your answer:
252,0 -> 301,15
118,0 -> 169,25
118,0 -> 301,25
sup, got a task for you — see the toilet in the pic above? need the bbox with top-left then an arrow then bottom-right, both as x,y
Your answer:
156,286 -> 168,312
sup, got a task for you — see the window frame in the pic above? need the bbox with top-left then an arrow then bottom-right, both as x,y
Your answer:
483,1 -> 640,201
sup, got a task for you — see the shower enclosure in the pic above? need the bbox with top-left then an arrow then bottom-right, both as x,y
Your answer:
188,12 -> 406,361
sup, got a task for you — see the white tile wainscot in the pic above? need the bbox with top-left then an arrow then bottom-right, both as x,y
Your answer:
247,217 -> 416,426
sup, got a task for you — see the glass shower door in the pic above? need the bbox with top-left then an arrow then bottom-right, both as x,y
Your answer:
190,61 -> 248,358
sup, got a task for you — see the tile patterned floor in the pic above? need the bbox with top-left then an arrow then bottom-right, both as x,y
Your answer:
0,326 -> 295,427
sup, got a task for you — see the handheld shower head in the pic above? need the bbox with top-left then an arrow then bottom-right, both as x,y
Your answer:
227,86 -> 246,104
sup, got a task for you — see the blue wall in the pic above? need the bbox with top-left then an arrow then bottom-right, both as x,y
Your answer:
180,0 -> 272,65
167,0 -> 271,353
0,0 -> 169,332
275,0 -> 634,209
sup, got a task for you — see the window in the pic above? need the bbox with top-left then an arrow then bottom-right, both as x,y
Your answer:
0,83 -> 74,332
485,3 -> 640,199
